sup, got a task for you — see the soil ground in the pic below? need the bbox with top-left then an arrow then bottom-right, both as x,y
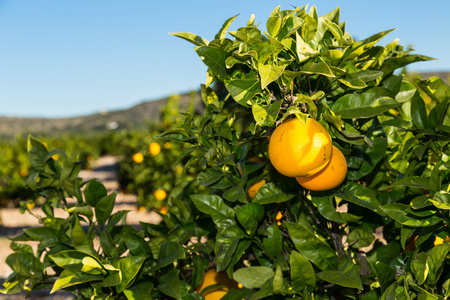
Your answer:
0,156 -> 161,299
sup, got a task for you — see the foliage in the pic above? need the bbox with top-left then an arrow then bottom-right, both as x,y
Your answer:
0,134 -> 104,207
2,4 -> 450,300
115,125 -> 202,211
116,92 -> 203,211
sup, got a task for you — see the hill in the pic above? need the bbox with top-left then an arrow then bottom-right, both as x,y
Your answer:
0,91 -> 204,139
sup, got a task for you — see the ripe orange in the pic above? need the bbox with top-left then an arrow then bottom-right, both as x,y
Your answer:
149,142 -> 161,156
248,179 -> 266,198
268,117 -> 332,177
296,145 -> 347,191
196,269 -> 238,300
132,153 -> 144,163
154,189 -> 167,201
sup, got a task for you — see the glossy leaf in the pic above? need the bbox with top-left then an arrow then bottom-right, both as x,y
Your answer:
124,282 -> 153,300
195,46 -> 229,81
95,192 -> 117,226
332,94 -> 400,119
233,266 -> 274,289
286,222 -> 338,271
190,194 -> 235,228
50,270 -> 103,294
235,202 -> 264,232
158,268 -> 181,300
115,256 -> 146,293
411,92 -> 429,129
290,250 -> 316,292
84,179 -> 107,207
252,101 -> 282,127
169,32 -> 209,46
316,255 -> 362,290
252,182 -> 295,205
263,223 -> 282,257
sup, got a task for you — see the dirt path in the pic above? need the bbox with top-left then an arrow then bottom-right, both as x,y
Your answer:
0,156 -> 161,298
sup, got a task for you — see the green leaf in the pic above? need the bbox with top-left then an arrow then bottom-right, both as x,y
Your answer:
252,101 -> 282,127
224,77 -> 262,106
215,15 -> 239,40
347,228 -> 375,248
50,270 -> 103,294
233,266 -> 274,289
115,256 -> 146,293
124,282 -> 153,300
215,225 -> 245,272
152,241 -> 185,271
278,15 -> 305,40
332,94 -> 400,119
263,223 -> 282,257
258,63 -> 285,89
197,168 -> 224,186
266,6 -> 282,37
71,215 -> 94,255
95,191 -> 117,226
27,135 -> 49,170
429,191 -> 450,210
316,255 -> 363,290
338,182 -> 385,217
368,261 -> 395,293
235,203 -> 264,232
411,92 -> 429,129
158,268 -> 181,300
169,32 -> 209,47
383,203 -> 442,227
390,176 -> 429,190
195,46 -> 229,81
426,243 -> 450,286
190,194 -> 235,229
417,76 -> 450,102
290,251 -> 316,292
286,222 -> 338,271
382,54 -> 435,76
252,182 -> 295,205
347,126 -> 388,180
411,252 -> 429,285
429,98 -> 449,129
84,179 -> 107,207
50,250 -> 103,272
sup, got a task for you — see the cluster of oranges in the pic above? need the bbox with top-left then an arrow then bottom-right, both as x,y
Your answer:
268,117 -> 348,192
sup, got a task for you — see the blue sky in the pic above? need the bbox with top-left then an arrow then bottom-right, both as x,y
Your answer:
0,0 -> 449,118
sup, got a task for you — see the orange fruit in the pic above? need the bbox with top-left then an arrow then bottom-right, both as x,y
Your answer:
149,142 -> 161,156
196,269 -> 238,300
296,145 -> 347,191
248,179 -> 266,198
154,189 -> 167,201
268,117 -> 332,177
132,153 -> 144,163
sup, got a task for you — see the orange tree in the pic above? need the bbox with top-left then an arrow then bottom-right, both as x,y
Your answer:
2,4 -> 450,299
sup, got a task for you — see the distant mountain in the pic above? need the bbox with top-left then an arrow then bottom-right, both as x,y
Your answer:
0,91 -> 204,139
1,71 -> 449,140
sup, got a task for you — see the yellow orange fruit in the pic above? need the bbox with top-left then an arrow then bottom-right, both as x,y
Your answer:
132,153 -> 144,163
154,189 -> 167,201
27,202 -> 35,210
164,142 -> 171,149
296,145 -> 347,191
196,269 -> 238,300
268,117 -> 332,177
159,206 -> 168,215
149,142 -> 161,156
248,179 -> 266,198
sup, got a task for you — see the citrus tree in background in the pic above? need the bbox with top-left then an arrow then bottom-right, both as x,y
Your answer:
2,4 -> 450,299
116,92 -> 203,211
